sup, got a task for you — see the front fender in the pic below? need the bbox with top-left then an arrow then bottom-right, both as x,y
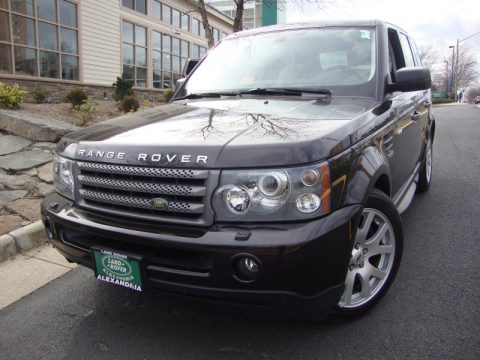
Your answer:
343,145 -> 391,206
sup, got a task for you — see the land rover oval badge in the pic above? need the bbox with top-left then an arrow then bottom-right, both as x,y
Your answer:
150,197 -> 169,210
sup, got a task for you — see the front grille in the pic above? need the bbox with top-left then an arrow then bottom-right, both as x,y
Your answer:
75,161 -> 217,226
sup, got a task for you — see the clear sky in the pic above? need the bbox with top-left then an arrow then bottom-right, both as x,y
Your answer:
285,0 -> 480,76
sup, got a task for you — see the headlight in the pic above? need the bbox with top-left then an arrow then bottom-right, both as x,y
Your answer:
53,155 -> 74,200
212,162 -> 330,222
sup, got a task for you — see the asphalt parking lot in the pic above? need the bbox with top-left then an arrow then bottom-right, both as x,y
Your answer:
0,105 -> 479,359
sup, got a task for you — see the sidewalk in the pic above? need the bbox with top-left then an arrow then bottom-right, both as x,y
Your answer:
0,243 -> 77,309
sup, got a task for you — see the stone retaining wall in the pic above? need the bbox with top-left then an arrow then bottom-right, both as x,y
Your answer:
0,110 -> 78,142
0,77 -> 165,103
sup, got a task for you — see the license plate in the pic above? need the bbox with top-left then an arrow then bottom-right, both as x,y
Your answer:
92,247 -> 143,292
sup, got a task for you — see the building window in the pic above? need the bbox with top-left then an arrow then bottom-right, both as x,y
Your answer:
161,3 -> 170,24
122,21 -> 147,88
181,12 -> 189,32
212,27 -> 220,43
152,0 -> 160,20
15,46 -> 36,76
37,0 -> 57,22
0,0 -> 79,80
11,0 -> 35,16
171,8 -> 180,28
192,18 -> 200,37
192,44 -> 206,59
192,18 -> 206,38
122,0 -> 146,15
151,30 -> 191,89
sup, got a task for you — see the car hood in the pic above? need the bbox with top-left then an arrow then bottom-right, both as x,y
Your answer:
58,97 -> 378,168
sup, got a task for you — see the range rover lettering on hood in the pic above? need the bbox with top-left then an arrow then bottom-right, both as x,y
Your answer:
77,149 -> 208,164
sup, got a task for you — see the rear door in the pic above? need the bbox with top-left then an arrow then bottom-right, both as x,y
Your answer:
387,29 -> 427,196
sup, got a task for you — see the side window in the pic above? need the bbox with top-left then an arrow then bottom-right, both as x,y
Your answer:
388,29 -> 404,81
398,33 -> 415,67
409,38 -> 423,67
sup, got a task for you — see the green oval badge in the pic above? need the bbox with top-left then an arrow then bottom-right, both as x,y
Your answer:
101,256 -> 132,277
149,197 -> 169,210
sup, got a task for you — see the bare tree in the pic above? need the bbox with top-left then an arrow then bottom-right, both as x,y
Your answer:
188,0 -> 333,48
233,0 -> 246,32
465,86 -> 480,103
187,0 -> 215,48
454,44 -> 479,89
419,44 -> 440,71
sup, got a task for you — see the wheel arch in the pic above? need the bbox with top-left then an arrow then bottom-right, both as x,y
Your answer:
343,145 -> 392,207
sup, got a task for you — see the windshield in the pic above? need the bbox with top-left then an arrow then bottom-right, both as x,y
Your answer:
182,27 -> 377,97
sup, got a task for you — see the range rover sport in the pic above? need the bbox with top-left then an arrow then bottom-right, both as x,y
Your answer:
41,20 -> 435,320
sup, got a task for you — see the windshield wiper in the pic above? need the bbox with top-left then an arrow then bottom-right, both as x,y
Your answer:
244,88 -> 332,96
177,88 -> 331,100
177,91 -> 241,100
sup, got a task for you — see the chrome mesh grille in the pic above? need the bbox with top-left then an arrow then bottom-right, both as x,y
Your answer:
75,161 -> 214,225
77,162 -> 208,179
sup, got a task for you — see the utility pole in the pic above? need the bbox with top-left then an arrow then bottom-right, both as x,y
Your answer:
449,45 -> 455,98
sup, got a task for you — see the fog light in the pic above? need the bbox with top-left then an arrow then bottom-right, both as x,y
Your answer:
296,193 -> 321,213
235,256 -> 260,281
226,186 -> 250,213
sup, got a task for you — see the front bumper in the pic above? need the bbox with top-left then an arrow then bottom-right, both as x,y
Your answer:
41,192 -> 362,320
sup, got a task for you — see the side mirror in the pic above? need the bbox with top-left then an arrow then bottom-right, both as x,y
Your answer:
174,78 -> 186,90
182,58 -> 199,77
388,67 -> 431,92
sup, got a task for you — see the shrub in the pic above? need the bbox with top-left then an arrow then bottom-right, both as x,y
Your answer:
121,95 -> 139,113
163,89 -> 174,102
0,82 -> 26,109
142,99 -> 151,110
65,88 -> 87,108
71,97 -> 98,126
31,84 -> 48,103
113,76 -> 134,102
432,97 -> 454,104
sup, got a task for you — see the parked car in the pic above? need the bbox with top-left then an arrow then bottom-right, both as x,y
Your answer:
42,20 -> 434,320
475,96 -> 480,104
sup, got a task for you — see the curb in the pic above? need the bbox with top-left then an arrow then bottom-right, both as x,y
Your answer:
0,221 -> 48,263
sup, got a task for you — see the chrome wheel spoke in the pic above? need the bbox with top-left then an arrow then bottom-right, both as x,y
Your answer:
358,272 -> 372,298
357,211 -> 375,243
368,244 -> 393,257
342,271 -> 355,306
366,264 -> 387,280
366,222 -> 388,248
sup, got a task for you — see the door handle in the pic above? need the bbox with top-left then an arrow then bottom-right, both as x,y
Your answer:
411,111 -> 421,121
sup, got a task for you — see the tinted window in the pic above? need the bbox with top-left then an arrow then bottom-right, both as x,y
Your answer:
409,38 -> 422,66
399,33 -> 415,67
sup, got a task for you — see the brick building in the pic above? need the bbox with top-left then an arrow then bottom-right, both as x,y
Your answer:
0,0 -> 233,100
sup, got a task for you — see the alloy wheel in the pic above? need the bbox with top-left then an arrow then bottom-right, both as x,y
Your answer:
338,208 -> 396,308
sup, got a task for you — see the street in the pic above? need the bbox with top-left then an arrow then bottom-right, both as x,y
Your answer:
0,104 -> 479,360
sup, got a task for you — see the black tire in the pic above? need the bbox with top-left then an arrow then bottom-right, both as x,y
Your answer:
333,189 -> 403,317
417,138 -> 433,193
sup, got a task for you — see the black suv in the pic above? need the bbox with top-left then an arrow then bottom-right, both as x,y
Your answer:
41,20 -> 434,320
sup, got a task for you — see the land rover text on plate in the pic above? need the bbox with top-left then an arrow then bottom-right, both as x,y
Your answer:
42,20 -> 435,320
